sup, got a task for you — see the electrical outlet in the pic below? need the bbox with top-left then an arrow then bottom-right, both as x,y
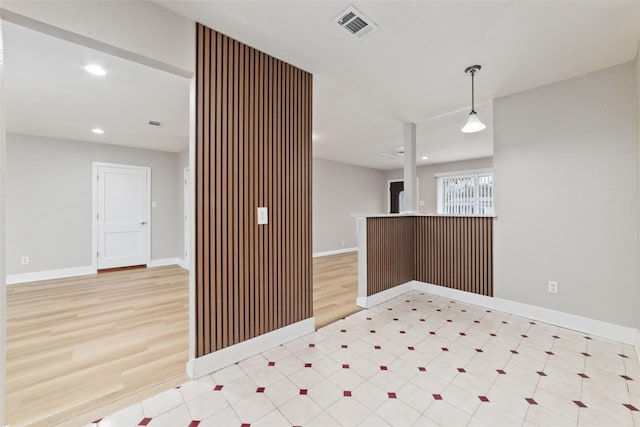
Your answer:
21,256 -> 29,265
548,281 -> 558,294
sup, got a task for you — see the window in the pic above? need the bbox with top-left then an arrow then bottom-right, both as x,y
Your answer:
437,170 -> 493,215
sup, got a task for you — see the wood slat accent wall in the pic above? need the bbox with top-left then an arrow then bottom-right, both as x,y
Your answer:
365,216 -> 493,298
195,23 -> 313,357
366,217 -> 415,296
415,216 -> 493,296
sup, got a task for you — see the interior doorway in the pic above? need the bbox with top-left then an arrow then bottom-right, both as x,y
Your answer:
389,179 -> 404,213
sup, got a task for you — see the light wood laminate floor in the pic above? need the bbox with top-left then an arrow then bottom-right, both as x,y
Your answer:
6,266 -> 190,427
312,251 -> 360,328
6,252 -> 358,426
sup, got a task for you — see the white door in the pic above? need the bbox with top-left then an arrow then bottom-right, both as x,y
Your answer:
184,167 -> 190,267
96,163 -> 151,269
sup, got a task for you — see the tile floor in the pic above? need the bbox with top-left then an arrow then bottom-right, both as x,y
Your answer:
87,291 -> 640,426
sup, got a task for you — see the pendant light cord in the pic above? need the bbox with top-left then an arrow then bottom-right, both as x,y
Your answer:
470,71 -> 476,114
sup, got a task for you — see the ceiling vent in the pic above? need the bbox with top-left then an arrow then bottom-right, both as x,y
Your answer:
377,146 -> 405,160
334,6 -> 378,38
148,120 -> 163,127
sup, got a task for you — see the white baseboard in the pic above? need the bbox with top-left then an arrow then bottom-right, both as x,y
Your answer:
411,281 -> 638,345
313,247 -> 357,258
176,258 -> 189,270
187,317 -> 315,379
359,279 -> 639,347
6,265 -> 96,285
148,258 -> 183,268
357,282 -> 412,309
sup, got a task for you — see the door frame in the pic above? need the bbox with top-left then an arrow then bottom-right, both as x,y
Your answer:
386,178 -> 420,214
91,161 -> 152,271
183,167 -> 190,269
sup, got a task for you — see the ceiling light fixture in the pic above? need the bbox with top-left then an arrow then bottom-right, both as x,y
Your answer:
84,64 -> 106,76
461,65 -> 486,133
421,155 -> 429,160
92,128 -> 105,134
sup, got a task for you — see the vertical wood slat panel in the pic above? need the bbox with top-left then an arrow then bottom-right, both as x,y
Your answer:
195,23 -> 313,357
366,216 -> 493,298
414,216 -> 493,297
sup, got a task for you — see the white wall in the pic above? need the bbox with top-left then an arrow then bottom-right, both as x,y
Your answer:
0,19 -> 7,426
493,62 -> 639,328
313,158 -> 385,254
178,147 -> 189,263
0,0 -> 194,76
384,157 -> 493,214
636,48 -> 640,333
6,133 -> 184,275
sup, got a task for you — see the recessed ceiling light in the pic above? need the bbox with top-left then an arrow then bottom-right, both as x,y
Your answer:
92,128 -> 105,134
421,155 -> 429,160
84,64 -> 106,76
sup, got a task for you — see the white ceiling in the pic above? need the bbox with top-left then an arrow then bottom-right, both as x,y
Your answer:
158,0 -> 640,170
3,21 -> 190,153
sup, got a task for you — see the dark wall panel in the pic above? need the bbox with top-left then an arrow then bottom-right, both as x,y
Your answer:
195,23 -> 313,357
366,217 -> 415,295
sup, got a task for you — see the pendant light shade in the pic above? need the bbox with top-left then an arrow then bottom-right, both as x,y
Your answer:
461,111 -> 486,133
461,65 -> 486,133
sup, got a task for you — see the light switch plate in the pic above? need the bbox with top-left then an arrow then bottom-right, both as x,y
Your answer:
257,207 -> 268,225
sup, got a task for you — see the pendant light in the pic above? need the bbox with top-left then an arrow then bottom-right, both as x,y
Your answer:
461,65 -> 486,133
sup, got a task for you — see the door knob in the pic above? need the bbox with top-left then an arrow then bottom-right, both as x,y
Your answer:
140,221 -> 147,225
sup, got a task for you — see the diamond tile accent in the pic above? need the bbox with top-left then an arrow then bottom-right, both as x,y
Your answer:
510,350 -> 519,354
370,330 -> 376,334
433,394 -> 443,400
418,367 -> 426,372
552,335 -> 560,339
342,364 -> 350,369
490,333 -> 497,337
478,396 -> 489,402
400,331 -> 406,334
457,368 -> 466,373
388,392 -> 397,399
623,404 -> 639,411
545,351 -> 554,355
300,389 -> 308,395
420,319 -> 426,322
525,398 -> 537,405
573,401 -> 587,408
475,348 -> 483,353
139,418 -> 152,426
188,422 -> 201,427
308,344 -> 315,348
93,420 -> 103,424
407,346 -> 415,351
256,387 -> 265,393
241,424 -> 250,427
305,363 -> 312,368
584,336 -> 592,340
267,361 -> 276,367
497,370 -> 506,375
341,345 -> 348,349
581,352 -> 591,357
380,366 -> 388,371
429,331 -> 436,335
578,373 -> 590,378
214,385 -> 224,391
340,329 -> 346,333
442,348 -> 449,352
620,375 -> 633,380
343,391 -> 352,397
536,371 -> 546,376
521,335 -> 528,338
374,345 -> 381,350
459,332 -> 466,336
618,354 -> 630,359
